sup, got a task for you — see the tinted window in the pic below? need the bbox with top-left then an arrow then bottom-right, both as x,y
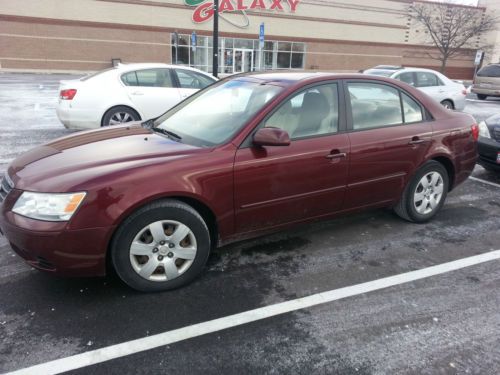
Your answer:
265,83 -> 339,139
402,93 -> 423,123
176,70 -> 214,89
348,83 -> 403,129
415,72 -> 442,87
122,69 -> 173,88
396,72 -> 416,86
477,64 -> 500,77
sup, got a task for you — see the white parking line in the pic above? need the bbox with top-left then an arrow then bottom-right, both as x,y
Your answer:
5,249 -> 500,375
469,176 -> 500,189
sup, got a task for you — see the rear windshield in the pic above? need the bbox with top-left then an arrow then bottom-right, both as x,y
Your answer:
477,65 -> 500,77
364,69 -> 394,77
80,67 -> 116,81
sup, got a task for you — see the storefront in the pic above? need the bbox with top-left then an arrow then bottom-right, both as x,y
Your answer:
0,0 -> 483,79
172,33 -> 306,74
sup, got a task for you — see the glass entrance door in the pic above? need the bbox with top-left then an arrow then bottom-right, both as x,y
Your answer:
233,49 -> 254,73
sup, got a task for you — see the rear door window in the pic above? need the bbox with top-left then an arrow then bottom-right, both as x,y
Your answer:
347,82 -> 403,129
347,82 -> 424,130
121,69 -> 174,88
415,72 -> 443,87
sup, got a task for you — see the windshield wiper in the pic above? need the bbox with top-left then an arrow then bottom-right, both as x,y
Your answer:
141,119 -> 155,129
150,127 -> 182,141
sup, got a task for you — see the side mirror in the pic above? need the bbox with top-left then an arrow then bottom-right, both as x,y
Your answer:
253,127 -> 291,147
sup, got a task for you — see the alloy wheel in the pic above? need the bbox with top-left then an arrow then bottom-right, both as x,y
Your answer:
129,220 -> 197,282
413,171 -> 444,215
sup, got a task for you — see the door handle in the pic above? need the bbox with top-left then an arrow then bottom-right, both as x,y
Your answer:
408,138 -> 426,145
132,91 -> 144,96
325,152 -> 347,159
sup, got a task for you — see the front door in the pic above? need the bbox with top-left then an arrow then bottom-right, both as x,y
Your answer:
234,82 -> 349,234
233,49 -> 254,73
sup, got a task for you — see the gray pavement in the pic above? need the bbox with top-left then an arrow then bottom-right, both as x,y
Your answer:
1,73 -> 500,375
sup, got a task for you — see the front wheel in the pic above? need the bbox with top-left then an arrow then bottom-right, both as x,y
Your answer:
394,161 -> 449,223
111,199 -> 211,292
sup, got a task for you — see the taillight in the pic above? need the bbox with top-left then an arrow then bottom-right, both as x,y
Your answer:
462,89 -> 467,95
60,89 -> 77,100
471,124 -> 479,141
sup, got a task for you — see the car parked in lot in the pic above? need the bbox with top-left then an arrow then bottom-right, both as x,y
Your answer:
56,63 -> 216,129
0,72 -> 478,292
364,66 -> 467,110
471,63 -> 500,100
478,113 -> 500,171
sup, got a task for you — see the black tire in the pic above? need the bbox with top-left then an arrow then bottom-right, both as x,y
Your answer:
394,161 -> 449,223
111,199 -> 211,292
102,106 -> 140,127
477,94 -> 487,100
440,100 -> 454,110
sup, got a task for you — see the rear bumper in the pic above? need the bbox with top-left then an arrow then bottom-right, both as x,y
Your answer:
471,86 -> 500,97
0,197 -> 113,277
477,137 -> 500,170
56,102 -> 101,130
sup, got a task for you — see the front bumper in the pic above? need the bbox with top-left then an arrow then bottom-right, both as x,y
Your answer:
0,190 -> 113,277
477,137 -> 500,171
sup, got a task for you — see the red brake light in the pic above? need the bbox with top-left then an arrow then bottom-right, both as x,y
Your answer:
60,89 -> 77,100
462,89 -> 467,95
471,124 -> 479,141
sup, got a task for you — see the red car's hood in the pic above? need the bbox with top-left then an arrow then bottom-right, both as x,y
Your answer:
8,124 -> 208,192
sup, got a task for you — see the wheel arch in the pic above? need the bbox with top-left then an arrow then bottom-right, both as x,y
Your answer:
431,155 -> 455,191
100,104 -> 143,126
105,193 -> 219,274
440,99 -> 455,109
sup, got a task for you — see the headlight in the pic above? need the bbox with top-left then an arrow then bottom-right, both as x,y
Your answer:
478,121 -> 491,139
12,192 -> 86,221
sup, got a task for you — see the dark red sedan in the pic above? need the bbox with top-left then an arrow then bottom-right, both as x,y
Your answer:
0,73 -> 478,291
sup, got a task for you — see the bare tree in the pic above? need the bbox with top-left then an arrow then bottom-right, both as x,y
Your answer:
409,2 -> 497,73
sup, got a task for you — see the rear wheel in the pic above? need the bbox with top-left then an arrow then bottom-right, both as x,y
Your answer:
394,161 -> 449,223
440,100 -> 454,110
477,94 -> 487,100
111,199 -> 211,292
102,106 -> 140,127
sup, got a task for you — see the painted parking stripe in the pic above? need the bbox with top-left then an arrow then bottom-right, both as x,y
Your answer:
469,176 -> 500,189
5,249 -> 500,375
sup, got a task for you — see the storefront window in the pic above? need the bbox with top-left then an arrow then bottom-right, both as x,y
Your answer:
171,34 -> 305,73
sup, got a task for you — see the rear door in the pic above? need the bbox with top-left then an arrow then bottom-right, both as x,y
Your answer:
414,71 -> 447,103
233,82 -> 350,233
121,68 -> 181,119
344,80 -> 432,209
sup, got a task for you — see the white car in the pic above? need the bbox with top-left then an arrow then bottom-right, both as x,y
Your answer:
364,66 -> 466,111
56,63 -> 217,129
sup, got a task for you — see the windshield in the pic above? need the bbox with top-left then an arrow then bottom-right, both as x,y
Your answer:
363,69 -> 395,77
154,79 -> 283,147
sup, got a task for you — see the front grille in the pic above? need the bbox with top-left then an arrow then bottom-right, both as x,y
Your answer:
0,173 -> 14,203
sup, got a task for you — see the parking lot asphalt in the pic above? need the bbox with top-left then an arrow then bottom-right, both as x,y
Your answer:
1,72 -> 500,375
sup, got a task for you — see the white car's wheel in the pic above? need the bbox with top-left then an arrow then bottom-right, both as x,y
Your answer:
102,106 -> 140,126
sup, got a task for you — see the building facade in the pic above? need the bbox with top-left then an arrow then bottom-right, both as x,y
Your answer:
0,0 -> 491,78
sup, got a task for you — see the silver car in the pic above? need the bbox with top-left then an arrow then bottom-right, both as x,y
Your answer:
364,67 -> 467,111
